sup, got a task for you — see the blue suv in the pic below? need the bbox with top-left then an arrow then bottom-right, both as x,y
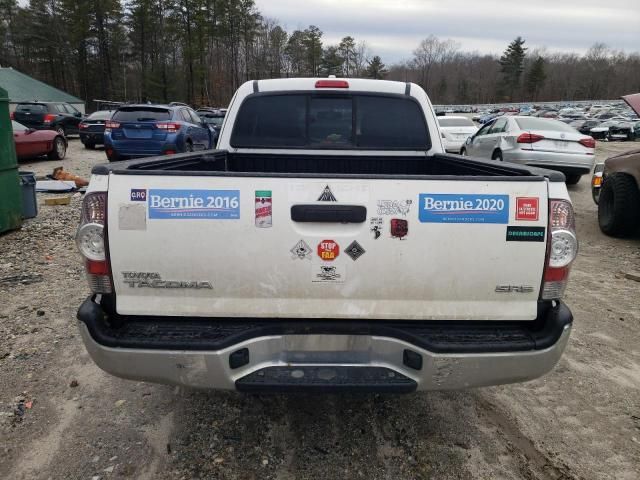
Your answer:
104,104 -> 214,161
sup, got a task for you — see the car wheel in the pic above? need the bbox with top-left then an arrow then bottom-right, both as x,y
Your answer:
48,136 -> 67,160
460,148 -> 467,156
491,150 -> 503,161
565,174 -> 581,185
185,141 -> 194,152
598,173 -> 640,237
55,126 -> 66,137
84,142 -> 96,150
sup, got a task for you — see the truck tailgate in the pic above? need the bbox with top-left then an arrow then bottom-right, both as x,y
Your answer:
107,175 -> 548,321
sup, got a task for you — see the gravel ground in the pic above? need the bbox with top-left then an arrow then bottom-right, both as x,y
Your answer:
1,138 -> 639,480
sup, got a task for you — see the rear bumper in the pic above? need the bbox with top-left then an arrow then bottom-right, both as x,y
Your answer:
80,132 -> 105,144
504,149 -> 594,175
77,296 -> 572,392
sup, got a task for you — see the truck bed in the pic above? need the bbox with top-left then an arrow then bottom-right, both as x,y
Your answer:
92,149 -> 565,181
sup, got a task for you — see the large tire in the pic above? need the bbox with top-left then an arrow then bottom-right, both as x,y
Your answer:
565,174 -> 581,185
47,136 -> 67,160
598,173 -> 640,237
185,140 -> 194,152
491,150 -> 503,161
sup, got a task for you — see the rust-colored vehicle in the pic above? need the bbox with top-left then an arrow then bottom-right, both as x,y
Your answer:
12,120 -> 67,160
592,93 -> 640,237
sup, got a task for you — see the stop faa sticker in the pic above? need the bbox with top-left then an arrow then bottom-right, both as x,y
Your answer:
317,240 -> 339,261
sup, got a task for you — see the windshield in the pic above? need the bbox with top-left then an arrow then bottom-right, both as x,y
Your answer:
231,94 -> 430,150
11,120 -> 27,131
112,108 -> 171,122
515,117 -> 578,133
201,116 -> 224,126
438,117 -> 475,127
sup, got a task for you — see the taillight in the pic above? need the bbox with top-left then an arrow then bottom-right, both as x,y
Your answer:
517,133 -> 545,143
579,137 -> 596,148
156,122 -> 180,133
541,199 -> 578,300
164,150 -> 176,155
43,113 -> 56,123
79,123 -> 88,129
315,80 -> 349,88
76,192 -> 112,293
104,121 -> 120,133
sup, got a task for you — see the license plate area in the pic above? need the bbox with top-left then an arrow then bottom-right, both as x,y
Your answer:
282,335 -> 372,364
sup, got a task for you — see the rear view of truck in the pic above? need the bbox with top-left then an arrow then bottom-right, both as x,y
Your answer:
76,78 -> 576,393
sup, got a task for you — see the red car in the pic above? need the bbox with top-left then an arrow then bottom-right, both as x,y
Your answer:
12,120 -> 66,160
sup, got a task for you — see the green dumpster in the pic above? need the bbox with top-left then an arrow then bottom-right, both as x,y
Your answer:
0,85 -> 22,233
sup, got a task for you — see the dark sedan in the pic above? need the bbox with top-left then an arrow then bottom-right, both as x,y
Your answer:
79,110 -> 114,149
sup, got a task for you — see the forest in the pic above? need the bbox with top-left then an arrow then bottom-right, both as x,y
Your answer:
0,0 -> 638,108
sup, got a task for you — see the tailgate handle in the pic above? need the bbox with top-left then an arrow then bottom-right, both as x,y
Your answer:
291,205 -> 367,223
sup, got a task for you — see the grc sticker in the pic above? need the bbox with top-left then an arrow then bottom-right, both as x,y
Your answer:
148,189 -> 240,219
418,194 -> 509,224
516,197 -> 539,221
130,189 -> 147,202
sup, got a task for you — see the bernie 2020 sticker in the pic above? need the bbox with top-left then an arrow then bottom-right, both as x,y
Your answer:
418,194 -> 509,224
506,226 -> 546,242
148,189 -> 240,219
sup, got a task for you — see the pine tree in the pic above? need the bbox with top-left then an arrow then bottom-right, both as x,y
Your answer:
526,56 -> 547,101
365,55 -> 387,79
499,36 -> 527,101
321,46 -> 343,76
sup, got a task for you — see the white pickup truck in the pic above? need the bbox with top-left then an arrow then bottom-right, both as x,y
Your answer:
76,78 -> 576,393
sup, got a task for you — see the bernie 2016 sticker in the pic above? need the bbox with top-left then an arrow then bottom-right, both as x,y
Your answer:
148,189 -> 240,219
418,194 -> 509,224
317,240 -> 339,261
506,226 -> 546,242
255,190 -> 272,228
515,197 -> 539,221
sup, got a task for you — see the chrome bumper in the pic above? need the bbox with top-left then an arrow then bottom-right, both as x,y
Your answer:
78,321 -> 571,391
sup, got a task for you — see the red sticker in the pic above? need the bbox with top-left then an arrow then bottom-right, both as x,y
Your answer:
317,240 -> 339,261
390,218 -> 408,239
516,197 -> 539,221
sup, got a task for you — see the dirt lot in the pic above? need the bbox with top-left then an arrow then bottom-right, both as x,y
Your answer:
1,139 -> 639,480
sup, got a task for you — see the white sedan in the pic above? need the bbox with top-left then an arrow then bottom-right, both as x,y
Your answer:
437,116 -> 478,153
460,116 -> 596,184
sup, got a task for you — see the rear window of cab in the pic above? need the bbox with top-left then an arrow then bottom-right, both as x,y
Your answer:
230,94 -> 431,150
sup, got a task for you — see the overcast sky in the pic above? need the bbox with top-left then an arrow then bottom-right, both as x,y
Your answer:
255,0 -> 640,63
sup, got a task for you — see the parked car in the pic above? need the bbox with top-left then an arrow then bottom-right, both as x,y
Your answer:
461,116 -> 595,184
570,119 -> 601,136
11,120 -> 66,160
196,108 -> 226,146
437,116 -> 478,153
11,101 -> 83,136
79,110 -> 114,149
76,77 -> 575,393
103,104 -> 214,161
591,119 -> 637,141
592,93 -> 640,237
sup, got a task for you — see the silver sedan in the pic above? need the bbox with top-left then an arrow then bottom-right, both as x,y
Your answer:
461,116 -> 596,184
